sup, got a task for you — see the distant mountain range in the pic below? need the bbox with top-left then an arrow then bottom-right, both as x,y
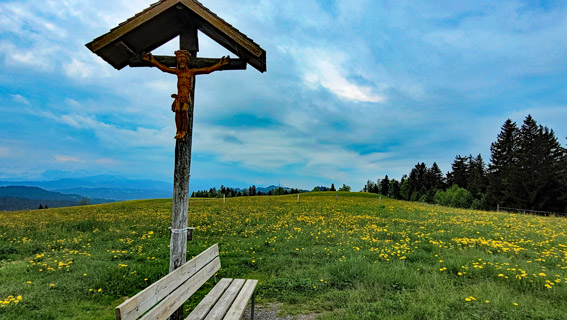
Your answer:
0,186 -> 113,211
0,174 -> 173,201
0,171 -> 303,210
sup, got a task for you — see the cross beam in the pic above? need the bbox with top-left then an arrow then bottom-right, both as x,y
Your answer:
129,56 -> 247,70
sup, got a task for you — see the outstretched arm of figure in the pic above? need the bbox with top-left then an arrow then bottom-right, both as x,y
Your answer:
142,52 -> 177,75
193,56 -> 230,75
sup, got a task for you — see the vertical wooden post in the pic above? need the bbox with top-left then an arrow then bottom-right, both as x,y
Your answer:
223,194 -> 226,204
497,204 -> 500,212
297,193 -> 300,203
379,195 -> 382,205
170,25 -> 198,320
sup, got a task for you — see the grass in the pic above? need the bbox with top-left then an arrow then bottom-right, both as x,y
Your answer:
1,192 -> 566,319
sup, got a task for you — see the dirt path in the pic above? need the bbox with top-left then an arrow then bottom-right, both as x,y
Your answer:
242,303 -> 318,320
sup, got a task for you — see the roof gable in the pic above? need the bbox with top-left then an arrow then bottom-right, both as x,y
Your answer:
86,0 -> 266,72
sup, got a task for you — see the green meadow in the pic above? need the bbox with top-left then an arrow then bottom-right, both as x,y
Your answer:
1,192 -> 566,319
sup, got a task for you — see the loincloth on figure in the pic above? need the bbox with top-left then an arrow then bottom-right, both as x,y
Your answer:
171,94 -> 191,112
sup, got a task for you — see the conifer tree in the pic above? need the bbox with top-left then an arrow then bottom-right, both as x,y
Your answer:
425,162 -> 445,202
468,154 -> 487,198
447,155 -> 469,189
407,163 -> 427,201
486,119 -> 518,208
390,179 -> 401,199
509,115 -> 565,211
380,175 -> 390,196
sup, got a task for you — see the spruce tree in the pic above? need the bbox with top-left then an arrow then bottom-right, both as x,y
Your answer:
448,155 -> 469,189
425,162 -> 445,202
429,162 -> 445,190
400,179 -> 409,200
510,116 -> 565,211
486,119 -> 518,208
560,141 -> 567,211
390,179 -> 401,199
380,175 -> 390,196
468,154 -> 487,198
407,163 -> 427,201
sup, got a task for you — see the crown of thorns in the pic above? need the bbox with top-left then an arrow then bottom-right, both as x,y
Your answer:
174,50 -> 191,58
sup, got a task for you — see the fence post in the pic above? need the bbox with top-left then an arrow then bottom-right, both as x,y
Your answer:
223,194 -> 226,204
379,195 -> 381,205
297,193 -> 300,203
497,204 -> 499,212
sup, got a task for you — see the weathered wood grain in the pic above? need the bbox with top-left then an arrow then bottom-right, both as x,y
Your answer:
129,56 -> 247,70
204,279 -> 245,320
115,244 -> 219,320
224,280 -> 258,320
140,258 -> 221,320
185,278 -> 233,320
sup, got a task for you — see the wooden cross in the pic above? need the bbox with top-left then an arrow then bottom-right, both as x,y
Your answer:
86,2 -> 265,318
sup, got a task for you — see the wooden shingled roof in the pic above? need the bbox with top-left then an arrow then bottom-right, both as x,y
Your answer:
86,0 -> 266,72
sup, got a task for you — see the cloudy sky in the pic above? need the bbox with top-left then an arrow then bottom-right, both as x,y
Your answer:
1,0 -> 566,191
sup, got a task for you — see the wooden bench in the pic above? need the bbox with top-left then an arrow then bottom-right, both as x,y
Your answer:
116,244 -> 257,320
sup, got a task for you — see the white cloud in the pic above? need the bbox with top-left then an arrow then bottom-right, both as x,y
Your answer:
55,155 -> 85,162
304,58 -> 386,103
0,146 -> 10,158
11,94 -> 30,105
64,58 -> 93,79
43,112 -> 173,149
145,79 -> 177,93
0,2 -> 67,39
65,98 -> 81,107
192,124 -> 391,182
0,41 -> 57,71
292,48 -> 385,103
96,158 -> 118,165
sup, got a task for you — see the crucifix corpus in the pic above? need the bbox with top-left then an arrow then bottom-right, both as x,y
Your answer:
86,1 -> 265,317
142,51 -> 229,140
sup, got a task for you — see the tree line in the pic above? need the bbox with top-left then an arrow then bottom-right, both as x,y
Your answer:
191,185 -> 304,198
192,183 -> 353,198
363,115 -> 567,213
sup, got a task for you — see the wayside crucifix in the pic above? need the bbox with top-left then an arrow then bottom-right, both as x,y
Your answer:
86,2 -> 265,318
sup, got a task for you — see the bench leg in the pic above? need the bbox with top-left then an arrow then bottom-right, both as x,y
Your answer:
251,292 -> 255,320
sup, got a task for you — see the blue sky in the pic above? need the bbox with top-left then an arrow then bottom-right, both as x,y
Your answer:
1,0 -> 566,191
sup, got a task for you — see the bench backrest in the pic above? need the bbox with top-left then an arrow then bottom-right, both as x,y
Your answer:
116,244 -> 221,320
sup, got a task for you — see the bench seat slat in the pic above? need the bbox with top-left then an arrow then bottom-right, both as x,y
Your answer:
224,280 -> 258,320
115,244 -> 258,320
204,279 -> 246,320
186,278 -> 233,320
140,257 -> 221,320
116,244 -> 219,320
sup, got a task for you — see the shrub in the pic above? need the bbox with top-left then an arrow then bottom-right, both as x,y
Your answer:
434,184 -> 473,208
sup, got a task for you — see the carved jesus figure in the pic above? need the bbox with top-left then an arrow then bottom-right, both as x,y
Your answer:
142,50 -> 229,139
